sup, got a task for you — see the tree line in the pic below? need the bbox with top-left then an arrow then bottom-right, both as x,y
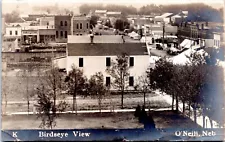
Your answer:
148,50 -> 224,128
80,3 -> 223,22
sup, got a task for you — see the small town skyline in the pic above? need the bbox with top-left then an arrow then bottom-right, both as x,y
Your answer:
2,0 -> 224,14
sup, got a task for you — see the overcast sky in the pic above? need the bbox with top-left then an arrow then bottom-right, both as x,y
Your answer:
2,0 -> 224,14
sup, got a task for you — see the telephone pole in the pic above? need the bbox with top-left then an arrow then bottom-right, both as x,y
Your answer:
162,21 -> 165,48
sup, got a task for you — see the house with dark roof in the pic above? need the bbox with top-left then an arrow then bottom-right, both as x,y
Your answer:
53,35 -> 150,88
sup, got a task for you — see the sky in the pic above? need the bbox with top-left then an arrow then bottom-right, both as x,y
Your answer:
2,0 -> 224,14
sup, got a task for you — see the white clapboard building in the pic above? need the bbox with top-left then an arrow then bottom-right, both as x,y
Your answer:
53,35 -> 150,88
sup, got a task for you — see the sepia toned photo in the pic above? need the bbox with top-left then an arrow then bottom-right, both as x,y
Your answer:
1,0 -> 225,141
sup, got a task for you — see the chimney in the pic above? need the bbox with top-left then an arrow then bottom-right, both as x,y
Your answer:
201,23 -> 204,30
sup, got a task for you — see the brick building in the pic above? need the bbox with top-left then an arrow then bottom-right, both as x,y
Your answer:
71,16 -> 91,35
54,15 -> 72,43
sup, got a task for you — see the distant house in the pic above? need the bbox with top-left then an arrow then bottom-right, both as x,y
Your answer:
154,13 -> 174,24
53,35 -> 150,89
171,14 -> 182,24
5,26 -> 22,38
106,11 -> 122,18
39,15 -> 55,28
94,10 -> 107,17
144,24 -> 178,36
71,16 -> 91,35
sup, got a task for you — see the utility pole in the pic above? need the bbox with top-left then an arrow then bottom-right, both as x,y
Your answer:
162,21 -> 165,49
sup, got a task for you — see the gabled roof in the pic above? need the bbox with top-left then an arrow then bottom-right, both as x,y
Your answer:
160,13 -> 174,18
68,35 -> 141,43
67,35 -> 148,56
67,42 -> 148,56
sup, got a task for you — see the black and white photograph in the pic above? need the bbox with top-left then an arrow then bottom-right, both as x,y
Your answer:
1,0 -> 225,141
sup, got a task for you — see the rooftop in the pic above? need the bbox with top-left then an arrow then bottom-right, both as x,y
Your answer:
95,10 -> 107,13
106,11 -> 122,15
72,16 -> 90,21
67,43 -> 148,56
67,35 -> 148,56
22,25 -> 54,30
68,35 -> 142,43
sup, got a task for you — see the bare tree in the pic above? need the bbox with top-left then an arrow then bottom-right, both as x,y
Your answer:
88,72 -> 106,112
106,54 -> 130,109
36,84 -> 56,129
65,65 -> 87,113
22,63 -> 36,114
35,66 -> 68,129
134,74 -> 150,107
44,66 -> 65,107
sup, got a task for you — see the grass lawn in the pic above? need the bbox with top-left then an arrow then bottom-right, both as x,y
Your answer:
2,111 -> 200,129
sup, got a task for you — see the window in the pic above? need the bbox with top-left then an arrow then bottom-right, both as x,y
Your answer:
10,31 -> 12,35
77,23 -> 79,29
106,57 -> 111,67
60,21 -> 63,26
65,21 -> 67,26
56,31 -> 58,38
87,23 -> 89,29
129,57 -> 134,67
106,77 -> 110,87
15,31 -> 18,35
65,31 -> 67,38
60,31 -> 63,38
79,58 -> 83,67
80,23 -> 82,29
129,76 -> 134,86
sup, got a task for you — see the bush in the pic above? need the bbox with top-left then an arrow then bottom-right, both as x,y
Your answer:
139,105 -> 147,123
134,104 -> 141,117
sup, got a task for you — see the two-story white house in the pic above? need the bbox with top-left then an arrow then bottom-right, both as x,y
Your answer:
54,35 -> 150,89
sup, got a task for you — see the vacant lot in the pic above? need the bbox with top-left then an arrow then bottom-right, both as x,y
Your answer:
2,111 -> 200,129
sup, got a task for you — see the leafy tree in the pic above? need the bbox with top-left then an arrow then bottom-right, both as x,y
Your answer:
114,19 -> 130,31
90,15 -> 100,29
87,72 -> 106,112
104,19 -> 112,28
106,54 -> 130,109
65,65 -> 87,113
199,65 -> 224,128
3,10 -> 21,23
147,58 -> 175,110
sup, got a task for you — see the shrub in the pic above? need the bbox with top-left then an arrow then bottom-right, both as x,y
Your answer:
134,104 -> 141,117
139,105 -> 147,123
